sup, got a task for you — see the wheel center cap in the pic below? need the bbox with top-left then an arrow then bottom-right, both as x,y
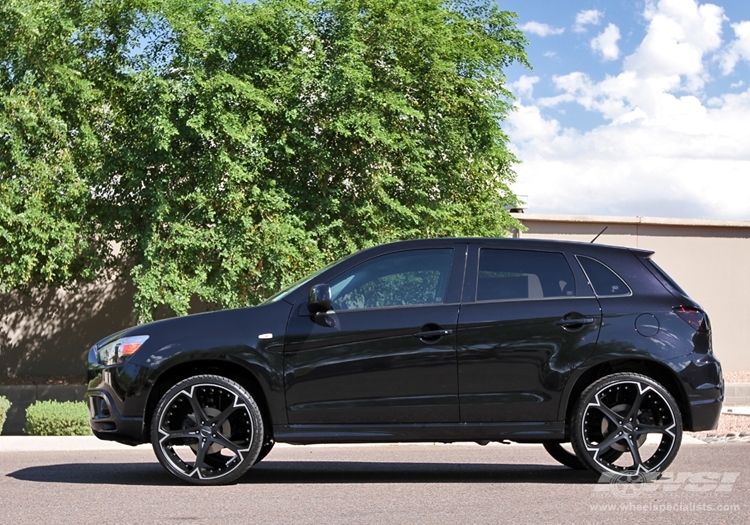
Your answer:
200,426 -> 212,437
623,422 -> 634,433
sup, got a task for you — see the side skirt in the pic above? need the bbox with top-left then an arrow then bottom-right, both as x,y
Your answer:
272,421 -> 565,445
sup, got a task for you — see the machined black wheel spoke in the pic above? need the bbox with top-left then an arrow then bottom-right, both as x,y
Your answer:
593,401 -> 623,426
209,403 -> 243,428
625,435 -> 644,467
194,438 -> 210,471
625,388 -> 647,421
187,393 -> 209,424
161,428 -> 200,443
210,433 -> 242,454
596,429 -> 626,454
634,422 -> 673,436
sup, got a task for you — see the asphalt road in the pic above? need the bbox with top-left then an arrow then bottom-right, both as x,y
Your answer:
1,442 -> 748,525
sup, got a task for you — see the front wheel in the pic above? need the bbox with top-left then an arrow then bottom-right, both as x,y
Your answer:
543,441 -> 585,470
571,373 -> 682,480
151,375 -> 264,485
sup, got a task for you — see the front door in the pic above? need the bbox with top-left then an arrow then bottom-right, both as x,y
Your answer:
284,246 -> 464,425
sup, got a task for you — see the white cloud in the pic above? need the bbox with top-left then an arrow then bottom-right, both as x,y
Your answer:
575,9 -> 603,33
520,21 -> 565,37
720,21 -> 750,74
624,0 -> 723,91
510,75 -> 540,100
508,0 -> 750,221
507,103 -> 561,143
591,23 -> 622,61
543,51 -> 558,58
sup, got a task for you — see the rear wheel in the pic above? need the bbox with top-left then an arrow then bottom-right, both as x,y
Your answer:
151,375 -> 264,485
571,373 -> 682,480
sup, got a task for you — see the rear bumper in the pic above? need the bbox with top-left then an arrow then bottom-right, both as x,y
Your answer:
670,352 -> 724,432
688,397 -> 723,431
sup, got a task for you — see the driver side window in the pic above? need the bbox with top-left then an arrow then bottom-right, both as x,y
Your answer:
330,249 -> 453,310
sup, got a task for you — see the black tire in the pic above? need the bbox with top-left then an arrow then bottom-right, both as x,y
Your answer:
571,373 -> 682,480
151,375 -> 264,485
254,436 -> 275,464
543,441 -> 586,470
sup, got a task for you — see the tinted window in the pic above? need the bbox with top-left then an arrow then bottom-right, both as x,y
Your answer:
577,256 -> 631,297
330,249 -> 453,310
477,249 -> 575,301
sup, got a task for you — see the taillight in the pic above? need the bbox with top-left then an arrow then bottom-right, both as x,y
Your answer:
673,306 -> 708,333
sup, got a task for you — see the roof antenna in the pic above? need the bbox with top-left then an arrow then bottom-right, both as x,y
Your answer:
590,226 -> 608,243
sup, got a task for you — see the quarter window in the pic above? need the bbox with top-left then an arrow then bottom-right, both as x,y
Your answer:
330,249 -> 453,310
577,256 -> 631,297
477,249 -> 575,301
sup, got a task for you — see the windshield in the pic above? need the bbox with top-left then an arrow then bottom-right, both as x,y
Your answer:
262,253 -> 356,305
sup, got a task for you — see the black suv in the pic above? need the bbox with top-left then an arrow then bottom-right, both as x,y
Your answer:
86,238 -> 723,485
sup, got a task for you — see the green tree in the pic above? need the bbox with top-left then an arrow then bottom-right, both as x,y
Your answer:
0,0 -> 105,289
1,0 -> 529,322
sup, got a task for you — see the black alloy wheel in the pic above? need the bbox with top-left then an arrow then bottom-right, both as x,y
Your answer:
571,373 -> 682,480
151,375 -> 264,485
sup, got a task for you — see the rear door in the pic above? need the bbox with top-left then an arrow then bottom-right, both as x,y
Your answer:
457,245 -> 601,422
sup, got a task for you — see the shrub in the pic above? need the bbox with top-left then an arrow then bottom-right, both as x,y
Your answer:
0,396 -> 11,434
25,400 -> 92,436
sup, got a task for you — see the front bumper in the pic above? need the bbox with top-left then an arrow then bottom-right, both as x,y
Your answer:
87,346 -> 148,445
87,387 -> 145,445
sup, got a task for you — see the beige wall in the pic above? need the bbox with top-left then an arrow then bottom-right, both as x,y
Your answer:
0,278 -> 137,377
513,213 -> 750,373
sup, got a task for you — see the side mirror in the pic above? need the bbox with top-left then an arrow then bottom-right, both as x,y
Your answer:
308,284 -> 332,314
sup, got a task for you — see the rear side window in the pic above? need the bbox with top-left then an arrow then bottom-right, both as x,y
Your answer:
577,256 -> 632,297
477,249 -> 575,301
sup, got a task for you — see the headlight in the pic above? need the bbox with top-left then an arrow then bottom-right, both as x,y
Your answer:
97,335 -> 149,365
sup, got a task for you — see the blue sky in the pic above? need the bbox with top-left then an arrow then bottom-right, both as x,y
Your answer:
496,0 -> 750,220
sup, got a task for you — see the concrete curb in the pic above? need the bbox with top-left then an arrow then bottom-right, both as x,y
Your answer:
725,383 -> 750,406
722,406 -> 750,415
0,435 -> 707,452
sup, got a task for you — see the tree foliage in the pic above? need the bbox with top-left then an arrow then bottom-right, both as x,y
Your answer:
0,0 -> 529,321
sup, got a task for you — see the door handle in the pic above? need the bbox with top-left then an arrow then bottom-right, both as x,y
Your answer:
555,318 -> 594,326
413,329 -> 453,339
